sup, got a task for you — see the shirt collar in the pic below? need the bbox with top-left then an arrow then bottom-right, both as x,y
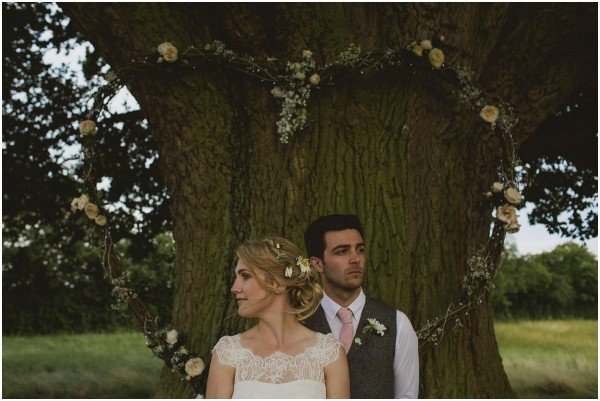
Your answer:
322,288 -> 366,321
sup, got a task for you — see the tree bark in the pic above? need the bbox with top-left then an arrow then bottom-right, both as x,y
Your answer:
60,3 -> 594,398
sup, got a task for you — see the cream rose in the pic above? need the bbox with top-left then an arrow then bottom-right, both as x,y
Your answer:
290,62 -> 302,71
411,45 -> 424,57
185,357 -> 206,377
496,204 -> 517,224
309,73 -> 320,85
166,329 -> 178,345
157,42 -> 178,62
480,105 -> 500,124
420,39 -> 433,50
293,71 -> 305,80
77,194 -> 89,210
505,221 -> 521,233
504,187 -> 522,205
95,215 -> 107,226
79,120 -> 97,135
428,48 -> 445,69
84,203 -> 99,219
302,50 -> 313,59
70,197 -> 79,213
163,46 -> 178,62
492,182 -> 504,193
157,42 -> 173,55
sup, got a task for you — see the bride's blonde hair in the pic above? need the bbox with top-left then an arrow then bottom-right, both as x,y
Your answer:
235,237 -> 323,321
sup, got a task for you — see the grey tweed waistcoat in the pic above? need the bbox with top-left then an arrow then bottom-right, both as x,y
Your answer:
304,296 -> 396,399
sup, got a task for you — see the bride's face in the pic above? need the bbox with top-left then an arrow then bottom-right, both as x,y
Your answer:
231,260 -> 275,318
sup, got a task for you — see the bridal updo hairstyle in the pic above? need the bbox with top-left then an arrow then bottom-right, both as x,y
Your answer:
235,237 -> 323,321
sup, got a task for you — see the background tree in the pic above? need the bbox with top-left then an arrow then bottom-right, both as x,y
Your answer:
493,242 -> 597,319
3,3 -> 597,398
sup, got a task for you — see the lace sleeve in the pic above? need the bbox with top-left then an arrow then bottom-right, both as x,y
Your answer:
211,335 -> 240,367
314,333 -> 343,367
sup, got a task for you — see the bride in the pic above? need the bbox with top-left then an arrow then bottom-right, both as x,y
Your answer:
206,237 -> 350,399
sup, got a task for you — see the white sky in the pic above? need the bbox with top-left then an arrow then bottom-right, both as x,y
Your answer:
509,204 -> 598,256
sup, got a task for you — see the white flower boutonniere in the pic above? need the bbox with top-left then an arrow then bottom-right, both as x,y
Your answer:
365,318 -> 387,336
354,317 -> 387,345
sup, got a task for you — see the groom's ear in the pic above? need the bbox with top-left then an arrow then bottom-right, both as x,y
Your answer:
310,257 -> 324,273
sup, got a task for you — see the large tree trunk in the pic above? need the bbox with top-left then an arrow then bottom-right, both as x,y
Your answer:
61,3 -> 593,398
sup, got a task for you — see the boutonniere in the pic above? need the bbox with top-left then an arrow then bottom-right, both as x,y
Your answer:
354,318 -> 387,345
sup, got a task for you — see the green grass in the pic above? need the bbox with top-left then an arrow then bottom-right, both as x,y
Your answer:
495,319 -> 598,399
2,331 -> 164,398
3,321 -> 597,398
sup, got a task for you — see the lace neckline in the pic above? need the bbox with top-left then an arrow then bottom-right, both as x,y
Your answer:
213,331 -> 341,384
234,332 -> 322,361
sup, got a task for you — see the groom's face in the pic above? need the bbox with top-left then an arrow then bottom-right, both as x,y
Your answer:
314,229 -> 366,293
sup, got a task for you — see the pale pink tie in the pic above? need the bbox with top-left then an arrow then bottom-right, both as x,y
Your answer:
337,308 -> 354,353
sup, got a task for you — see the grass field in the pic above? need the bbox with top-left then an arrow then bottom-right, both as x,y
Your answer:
2,320 -> 597,398
495,319 -> 598,398
2,331 -> 163,398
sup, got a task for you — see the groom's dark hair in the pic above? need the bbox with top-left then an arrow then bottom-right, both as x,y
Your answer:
304,214 -> 364,259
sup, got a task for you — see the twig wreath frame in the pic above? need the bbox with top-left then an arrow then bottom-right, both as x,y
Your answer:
69,38 -> 524,396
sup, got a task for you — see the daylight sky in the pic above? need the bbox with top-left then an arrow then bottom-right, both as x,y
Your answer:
509,204 -> 597,256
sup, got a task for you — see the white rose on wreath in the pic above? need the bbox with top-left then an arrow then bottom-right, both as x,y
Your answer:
166,329 -> 179,347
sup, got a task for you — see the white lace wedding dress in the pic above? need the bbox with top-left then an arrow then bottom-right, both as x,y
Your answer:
211,332 -> 342,399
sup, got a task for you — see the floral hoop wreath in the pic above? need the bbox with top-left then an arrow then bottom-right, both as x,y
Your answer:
69,37 -> 523,395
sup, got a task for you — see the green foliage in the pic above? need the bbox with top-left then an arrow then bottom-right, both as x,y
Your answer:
2,230 -> 175,335
523,156 -> 598,240
114,232 -> 175,322
2,3 -> 174,334
493,242 -> 597,319
2,2 -> 170,251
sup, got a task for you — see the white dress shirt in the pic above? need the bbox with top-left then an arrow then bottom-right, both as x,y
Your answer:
320,289 -> 419,398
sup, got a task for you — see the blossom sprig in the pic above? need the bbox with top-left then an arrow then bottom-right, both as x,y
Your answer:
270,49 -> 318,143
419,224 -> 507,351
203,40 -> 236,61
333,43 -> 362,66
145,328 -> 206,393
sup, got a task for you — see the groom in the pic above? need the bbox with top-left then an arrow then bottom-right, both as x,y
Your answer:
303,214 -> 419,398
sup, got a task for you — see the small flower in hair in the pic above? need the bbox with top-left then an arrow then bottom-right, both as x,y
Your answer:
275,242 -> 286,261
284,266 -> 293,278
296,256 -> 311,277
